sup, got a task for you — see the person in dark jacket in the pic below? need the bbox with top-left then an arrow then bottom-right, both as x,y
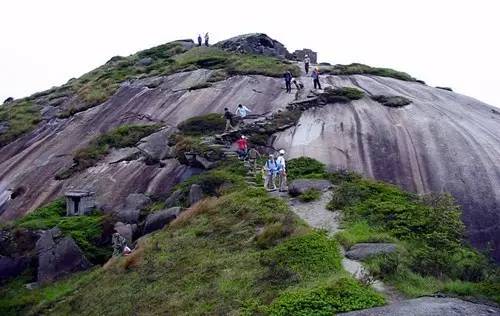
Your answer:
224,107 -> 234,132
197,34 -> 202,46
284,71 -> 293,93
312,67 -> 322,90
204,33 -> 209,46
304,54 -> 310,74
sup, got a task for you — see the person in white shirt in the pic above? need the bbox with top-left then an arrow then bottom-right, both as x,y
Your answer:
277,149 -> 287,192
304,54 -> 311,74
235,104 -> 252,118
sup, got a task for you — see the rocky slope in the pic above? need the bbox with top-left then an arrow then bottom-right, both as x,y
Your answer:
0,34 -> 499,263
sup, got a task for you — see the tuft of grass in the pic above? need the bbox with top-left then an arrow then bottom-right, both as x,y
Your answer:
321,86 -> 365,103
187,82 -> 212,91
55,124 -> 160,180
286,157 -> 328,181
298,188 -> 322,202
371,95 -> 412,107
0,101 -> 41,147
321,63 -> 418,82
15,199 -> 109,263
177,113 -> 225,135
335,221 -> 396,249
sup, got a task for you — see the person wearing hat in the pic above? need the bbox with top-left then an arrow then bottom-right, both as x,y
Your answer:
312,67 -> 322,90
264,154 -> 278,190
304,54 -> 311,74
277,149 -> 288,192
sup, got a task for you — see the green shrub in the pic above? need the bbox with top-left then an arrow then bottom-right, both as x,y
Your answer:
286,157 -> 327,181
371,95 -> 412,107
298,188 -> 321,202
0,101 -> 41,147
322,63 -> 417,82
264,231 -> 342,278
335,221 -> 396,248
177,113 -> 225,135
256,214 -> 296,249
56,124 -> 160,179
16,199 -> 108,263
267,278 -> 385,315
321,87 -> 365,103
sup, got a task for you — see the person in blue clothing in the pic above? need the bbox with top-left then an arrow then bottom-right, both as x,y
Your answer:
197,34 -> 202,47
264,154 -> 279,191
312,67 -> 322,90
283,70 -> 293,93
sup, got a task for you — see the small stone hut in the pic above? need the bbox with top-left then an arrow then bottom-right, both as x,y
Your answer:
65,190 -> 96,216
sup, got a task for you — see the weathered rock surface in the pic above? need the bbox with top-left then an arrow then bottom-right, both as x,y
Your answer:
339,297 -> 500,316
137,127 -> 176,161
143,207 -> 181,235
274,74 -> 500,261
346,243 -> 397,260
216,33 -> 290,59
36,227 -> 91,283
288,179 -> 332,196
164,189 -> 183,208
0,255 -> 30,280
188,184 -> 203,206
114,221 -> 136,243
114,193 -> 151,224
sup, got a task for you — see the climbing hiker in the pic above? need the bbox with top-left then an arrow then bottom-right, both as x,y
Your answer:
224,107 -> 234,132
264,154 -> 278,191
235,104 -> 252,118
236,135 -> 248,160
277,149 -> 287,192
112,232 -> 127,257
312,67 -> 322,90
204,32 -> 209,46
197,34 -> 202,47
283,70 -> 293,93
247,147 -> 261,174
304,54 -> 311,74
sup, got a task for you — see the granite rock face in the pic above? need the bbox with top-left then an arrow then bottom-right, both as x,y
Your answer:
216,33 -> 290,59
288,179 -> 333,196
143,207 -> 181,235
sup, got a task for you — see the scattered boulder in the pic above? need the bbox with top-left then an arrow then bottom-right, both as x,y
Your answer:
195,155 -> 217,169
114,193 -> 151,224
36,227 -> 91,283
137,128 -> 175,161
164,189 -> 183,208
288,179 -> 332,197
339,297 -> 500,316
3,97 -> 14,104
215,33 -> 290,59
0,255 -> 30,281
293,49 -> 318,64
371,95 -> 412,107
105,147 -> 141,164
137,57 -> 153,67
114,222 -> 136,243
188,184 -> 203,206
345,243 -> 397,261
143,207 -> 181,235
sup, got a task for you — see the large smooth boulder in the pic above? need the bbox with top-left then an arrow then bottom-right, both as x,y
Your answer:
0,255 -> 30,281
288,179 -> 332,196
346,243 -> 397,261
164,189 -> 183,208
143,207 -> 181,235
36,228 -> 91,283
188,184 -> 203,206
114,222 -> 136,243
115,193 -> 151,224
339,297 -> 500,316
137,128 -> 175,161
216,33 -> 290,59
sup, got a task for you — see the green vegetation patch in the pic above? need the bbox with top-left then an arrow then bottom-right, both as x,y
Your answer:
15,199 -> 109,263
371,95 -> 412,107
329,171 -> 500,303
298,188 -> 322,202
321,63 -> 418,82
56,124 -> 160,180
0,101 -> 41,147
321,86 -> 365,103
177,113 -> 225,135
286,157 -> 328,181
267,278 -> 385,316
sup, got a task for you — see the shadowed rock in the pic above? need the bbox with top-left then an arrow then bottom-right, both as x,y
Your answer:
346,243 -> 397,261
143,207 -> 181,235
288,179 -> 332,197
188,184 -> 203,206
216,33 -> 290,59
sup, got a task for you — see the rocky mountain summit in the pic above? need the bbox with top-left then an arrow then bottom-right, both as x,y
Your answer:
0,33 -> 499,315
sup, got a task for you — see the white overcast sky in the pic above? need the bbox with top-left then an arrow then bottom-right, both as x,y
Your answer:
0,0 -> 499,107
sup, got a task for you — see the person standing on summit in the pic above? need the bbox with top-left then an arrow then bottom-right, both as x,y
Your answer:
204,33 -> 209,46
312,67 -> 322,90
304,54 -> 310,74
284,70 -> 293,93
197,34 -> 202,47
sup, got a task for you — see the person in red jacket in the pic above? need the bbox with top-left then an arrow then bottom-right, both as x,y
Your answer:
236,135 -> 248,160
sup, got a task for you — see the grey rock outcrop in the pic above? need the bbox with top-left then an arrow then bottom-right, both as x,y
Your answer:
137,57 -> 153,67
339,297 -> 500,316
143,207 -> 181,235
0,255 -> 30,280
3,97 -> 14,104
288,179 -> 332,196
346,243 -> 397,260
114,193 -> 151,224
114,222 -> 136,243
164,189 -> 183,208
216,33 -> 290,59
36,228 -> 91,283
137,127 -> 176,161
293,49 -> 318,64
188,184 -> 203,206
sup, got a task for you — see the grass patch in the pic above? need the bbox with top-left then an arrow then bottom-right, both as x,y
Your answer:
15,199 -> 109,263
286,157 -> 328,181
177,113 -> 225,135
298,188 -> 322,202
320,86 -> 365,103
321,63 -> 418,82
330,171 -> 500,303
0,101 -> 41,147
371,95 -> 412,107
55,124 -> 160,180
